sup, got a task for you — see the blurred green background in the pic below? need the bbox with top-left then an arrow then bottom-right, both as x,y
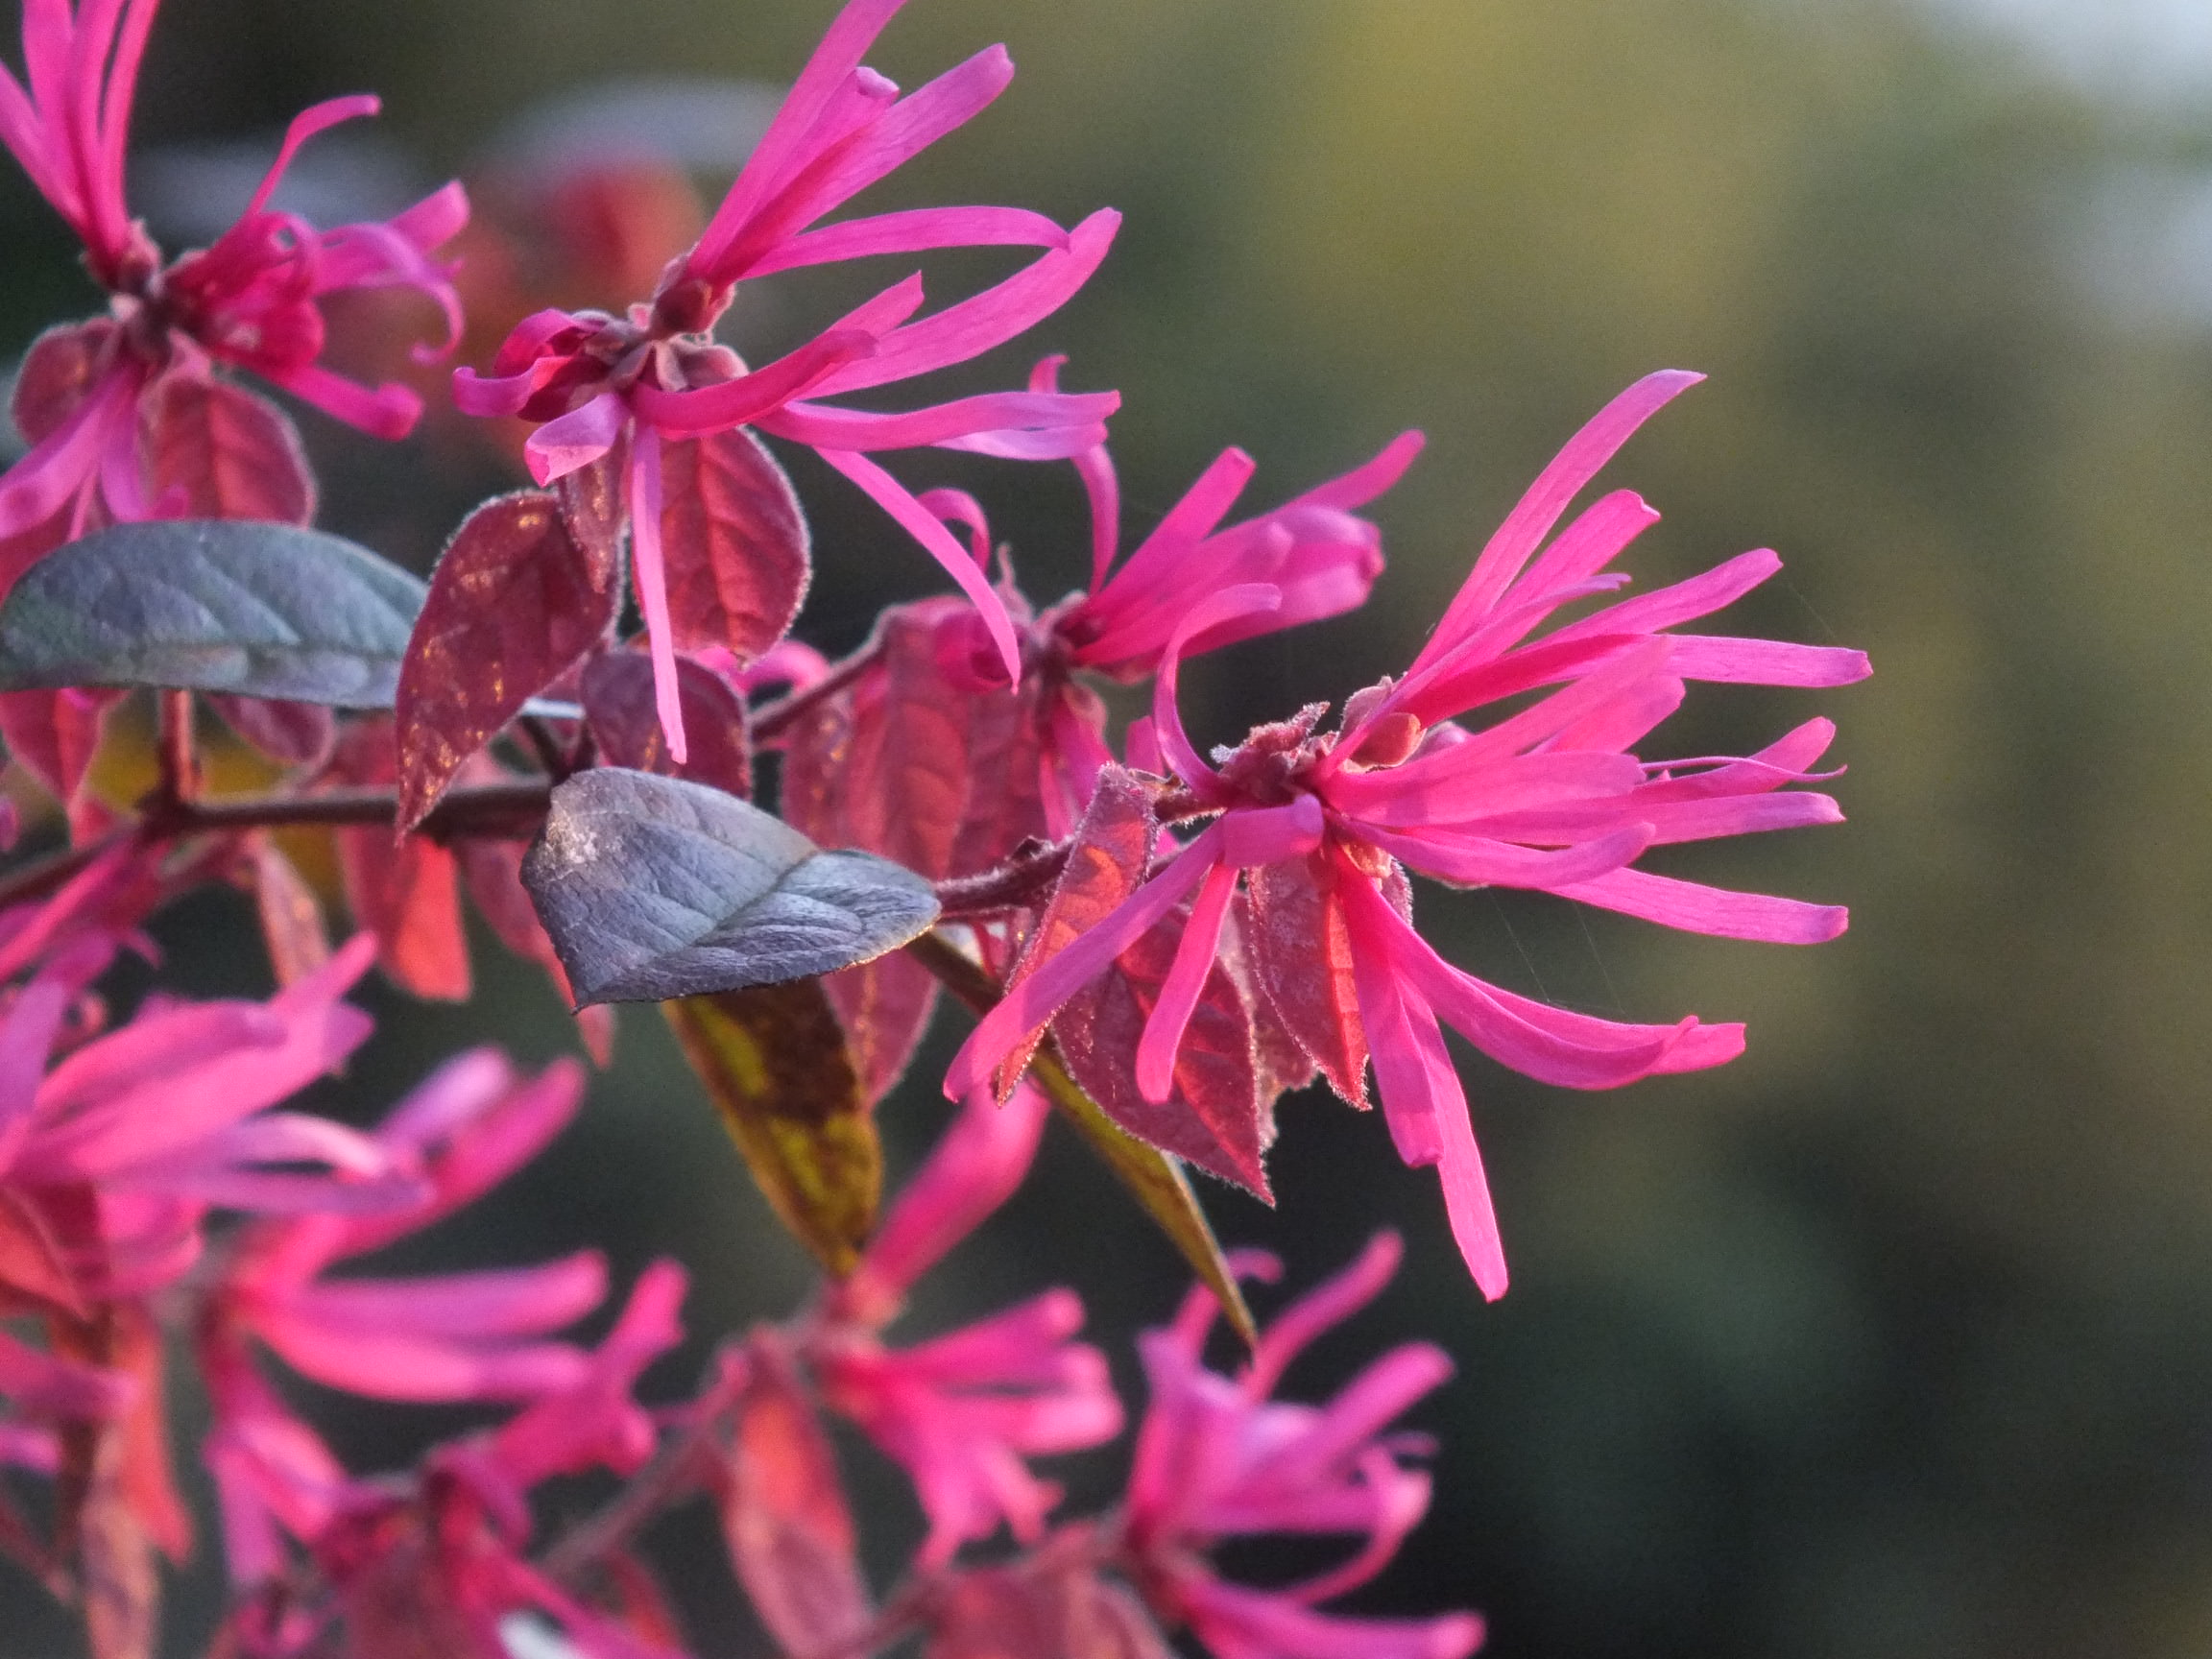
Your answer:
11,0 -> 2212,1655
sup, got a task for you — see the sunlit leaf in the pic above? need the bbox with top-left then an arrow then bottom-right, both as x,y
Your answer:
667,985 -> 879,1275
581,651 -> 752,800
396,490 -> 620,830
660,427 -> 809,661
524,768 -> 938,1005
141,373 -> 314,526
247,835 -> 333,988
0,520 -> 425,706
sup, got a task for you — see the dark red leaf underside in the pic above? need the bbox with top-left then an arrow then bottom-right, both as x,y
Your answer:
998,763 -> 1160,1094
0,1189 -> 84,1315
782,601 -> 1053,1100
247,835 -> 333,987
208,693 -> 335,768
395,491 -> 619,831
659,427 -> 809,661
14,322 -> 115,444
722,1343 -> 871,1659
1222,892 -> 1317,1100
330,722 -> 470,1000
1245,852 -> 1411,1110
0,686 -> 121,832
141,373 -> 314,525
581,651 -> 752,799
926,1565 -> 1173,1659
1005,766 -> 1269,1192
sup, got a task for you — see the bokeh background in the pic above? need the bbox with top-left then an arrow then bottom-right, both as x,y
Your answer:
8,0 -> 2212,1654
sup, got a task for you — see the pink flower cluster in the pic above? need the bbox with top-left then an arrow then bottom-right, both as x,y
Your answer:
0,0 -> 1867,1652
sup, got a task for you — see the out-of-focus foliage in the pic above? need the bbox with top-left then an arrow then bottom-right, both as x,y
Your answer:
6,1 -> 2212,1656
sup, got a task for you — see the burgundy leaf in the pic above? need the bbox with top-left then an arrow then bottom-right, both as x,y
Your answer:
722,1341 -> 871,1659
582,651 -> 752,798
1245,852 -> 1410,1112
331,722 -> 470,1000
13,321 -> 115,443
207,693 -> 336,768
1222,893 -> 1316,1100
247,835 -> 333,988
140,373 -> 314,524
0,1189 -> 84,1316
998,763 -> 1160,1094
1057,893 -> 1272,1197
395,491 -> 620,831
660,427 -> 809,661
926,1565 -> 1172,1659
783,601 -> 1052,1100
0,686 -> 120,828
557,447 -> 627,568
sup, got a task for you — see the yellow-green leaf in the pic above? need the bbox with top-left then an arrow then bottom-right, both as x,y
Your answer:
903,931 -> 1257,1347
665,981 -> 881,1275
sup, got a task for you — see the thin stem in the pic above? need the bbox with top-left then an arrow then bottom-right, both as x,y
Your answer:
156,690 -> 197,805
933,837 -> 1072,918
151,781 -> 552,840
750,637 -> 884,745
541,1365 -> 735,1586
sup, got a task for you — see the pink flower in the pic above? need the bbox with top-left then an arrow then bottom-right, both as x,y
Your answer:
898,357 -> 1422,832
204,1048 -> 602,1406
210,1263 -> 691,1659
812,1083 -> 1123,1565
947,371 -> 1870,1294
0,930 -> 411,1305
1121,1236 -> 1482,1659
0,0 -> 466,544
453,0 -> 1118,759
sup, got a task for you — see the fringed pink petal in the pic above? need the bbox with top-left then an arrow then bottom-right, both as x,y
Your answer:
1664,634 -> 1873,686
808,208 -> 1120,396
812,445 -> 1022,682
625,425 -> 687,763
760,387 -> 1118,453
1410,370 -> 1702,680
524,388 -> 629,485
1134,857 -> 1240,1103
745,204 -> 1068,277
1555,865 -> 1849,943
1352,820 -> 1651,891
265,361 -> 421,441
1031,353 -> 1120,584
627,325 -> 878,439
243,93 -> 380,219
1244,1231 -> 1404,1398
281,1254 -> 607,1340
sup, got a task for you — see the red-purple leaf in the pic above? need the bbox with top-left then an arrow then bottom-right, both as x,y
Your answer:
14,321 -> 115,443
247,835 -> 333,988
721,1340 -> 871,1659
140,373 -> 314,525
926,1565 -> 1173,1659
998,764 -> 1160,1094
582,651 -> 752,798
395,491 -> 620,831
1001,766 -> 1269,1192
208,693 -> 336,768
1223,894 -> 1316,1100
1057,898 -> 1271,1197
782,601 -> 1052,1100
660,427 -> 809,661
0,686 -> 120,828
331,723 -> 471,1000
1245,853 -> 1411,1111
0,1190 -> 84,1316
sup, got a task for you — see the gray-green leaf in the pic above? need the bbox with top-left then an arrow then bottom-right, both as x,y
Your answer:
0,519 -> 426,706
522,768 -> 941,1004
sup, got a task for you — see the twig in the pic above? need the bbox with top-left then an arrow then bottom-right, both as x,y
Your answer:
933,836 -> 1074,918
156,690 -> 197,805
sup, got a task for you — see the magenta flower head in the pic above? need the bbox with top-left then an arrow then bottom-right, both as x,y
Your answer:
948,371 -> 1871,1295
204,1048 -> 602,1407
812,1083 -> 1123,1566
0,0 -> 466,553
0,930 -> 414,1303
452,0 -> 1119,760
1121,1235 -> 1482,1659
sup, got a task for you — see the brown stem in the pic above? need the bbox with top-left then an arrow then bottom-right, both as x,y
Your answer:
148,780 -> 552,840
749,637 -> 884,745
933,837 -> 1073,918
156,690 -> 197,805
